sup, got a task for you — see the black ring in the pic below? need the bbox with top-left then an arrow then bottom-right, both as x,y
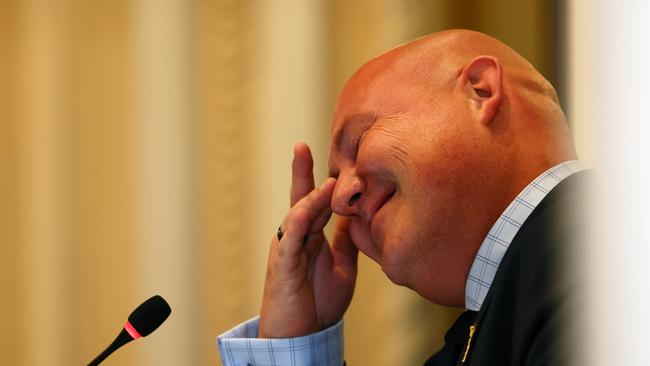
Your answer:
277,226 -> 284,241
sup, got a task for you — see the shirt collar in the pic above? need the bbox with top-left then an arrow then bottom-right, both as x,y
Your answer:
464,160 -> 585,311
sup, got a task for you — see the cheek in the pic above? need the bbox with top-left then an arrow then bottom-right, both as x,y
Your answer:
411,132 -> 484,198
377,209 -> 425,285
387,166 -> 459,253
378,198 -> 453,286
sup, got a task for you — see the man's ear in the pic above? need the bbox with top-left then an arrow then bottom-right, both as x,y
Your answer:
460,55 -> 503,125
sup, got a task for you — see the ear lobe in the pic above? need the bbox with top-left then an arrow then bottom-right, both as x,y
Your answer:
461,55 -> 503,125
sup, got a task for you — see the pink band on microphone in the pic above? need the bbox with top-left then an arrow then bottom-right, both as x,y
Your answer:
124,321 -> 142,339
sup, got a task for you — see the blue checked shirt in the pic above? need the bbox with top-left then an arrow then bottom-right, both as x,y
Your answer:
217,316 -> 344,366
217,160 -> 584,366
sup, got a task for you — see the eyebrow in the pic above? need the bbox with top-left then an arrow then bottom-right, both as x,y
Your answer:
333,112 -> 378,151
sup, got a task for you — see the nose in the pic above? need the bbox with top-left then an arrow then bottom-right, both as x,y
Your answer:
331,169 -> 365,216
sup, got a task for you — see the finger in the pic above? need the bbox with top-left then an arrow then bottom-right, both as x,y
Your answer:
330,216 -> 359,272
309,204 -> 333,236
291,177 -> 336,219
278,207 -> 310,258
280,178 -> 336,257
290,142 -> 315,207
302,205 -> 333,255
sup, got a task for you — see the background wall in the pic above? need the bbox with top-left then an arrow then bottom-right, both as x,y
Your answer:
0,1 -> 563,365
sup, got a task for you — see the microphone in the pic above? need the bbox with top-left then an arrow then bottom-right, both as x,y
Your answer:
88,295 -> 171,366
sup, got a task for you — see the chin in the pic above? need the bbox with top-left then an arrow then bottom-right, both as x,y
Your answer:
382,270 -> 408,287
382,256 -> 466,307
427,292 -> 465,307
412,280 -> 466,307
380,261 -> 411,287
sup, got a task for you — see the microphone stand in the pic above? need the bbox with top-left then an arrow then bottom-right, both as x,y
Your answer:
88,329 -> 133,366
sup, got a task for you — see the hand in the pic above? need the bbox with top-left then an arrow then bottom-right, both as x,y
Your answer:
258,143 -> 359,338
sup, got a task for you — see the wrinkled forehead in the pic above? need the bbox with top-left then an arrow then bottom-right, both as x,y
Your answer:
330,61 -> 406,135
329,52 -> 450,140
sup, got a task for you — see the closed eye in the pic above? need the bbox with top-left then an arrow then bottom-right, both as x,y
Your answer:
352,128 -> 370,159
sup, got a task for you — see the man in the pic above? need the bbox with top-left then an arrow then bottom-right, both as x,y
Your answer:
217,29 -> 588,365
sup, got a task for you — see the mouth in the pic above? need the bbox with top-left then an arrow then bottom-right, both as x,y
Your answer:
368,187 -> 397,226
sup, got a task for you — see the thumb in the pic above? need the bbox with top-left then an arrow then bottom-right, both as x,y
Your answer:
330,217 -> 358,273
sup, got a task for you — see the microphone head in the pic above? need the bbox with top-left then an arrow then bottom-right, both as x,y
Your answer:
127,295 -> 171,337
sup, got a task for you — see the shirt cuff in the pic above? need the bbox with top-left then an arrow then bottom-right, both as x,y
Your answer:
217,316 -> 344,366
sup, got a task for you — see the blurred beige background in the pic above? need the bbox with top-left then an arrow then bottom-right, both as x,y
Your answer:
0,1 -> 564,365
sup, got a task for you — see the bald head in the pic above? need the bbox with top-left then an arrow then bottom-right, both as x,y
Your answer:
327,30 -> 576,306
339,29 -> 564,124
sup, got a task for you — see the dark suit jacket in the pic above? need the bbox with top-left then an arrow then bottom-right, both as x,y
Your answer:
424,170 -> 591,366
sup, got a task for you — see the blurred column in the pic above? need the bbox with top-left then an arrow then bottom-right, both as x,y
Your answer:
194,1 -> 257,364
65,1 -> 139,364
131,0 -> 196,365
15,0 -> 70,365
247,0 -> 331,299
0,1 -> 23,364
569,2 -> 650,366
